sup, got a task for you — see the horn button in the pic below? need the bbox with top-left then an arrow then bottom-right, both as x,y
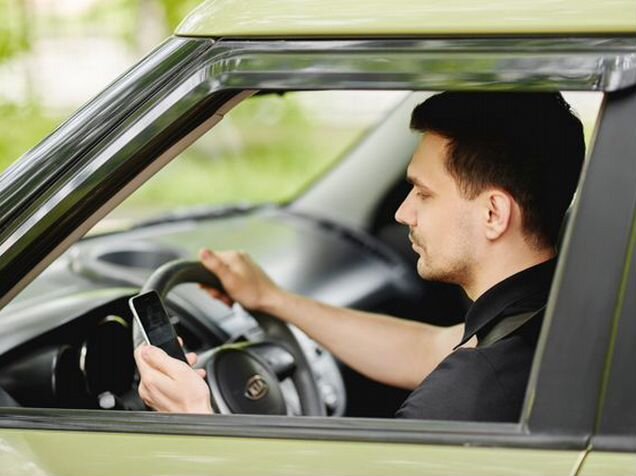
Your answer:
208,347 -> 287,415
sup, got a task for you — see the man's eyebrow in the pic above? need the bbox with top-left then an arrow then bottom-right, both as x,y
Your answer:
406,175 -> 433,191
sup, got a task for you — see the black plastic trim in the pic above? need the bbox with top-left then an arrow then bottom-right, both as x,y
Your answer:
590,435 -> 636,453
596,206 -> 636,435
526,86 -> 636,434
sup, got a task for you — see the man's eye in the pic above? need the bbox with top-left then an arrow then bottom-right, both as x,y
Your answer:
408,186 -> 430,200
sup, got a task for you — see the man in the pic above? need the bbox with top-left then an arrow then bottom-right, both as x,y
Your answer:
134,92 -> 585,421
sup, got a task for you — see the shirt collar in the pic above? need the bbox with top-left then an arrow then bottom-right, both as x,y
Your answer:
455,257 -> 557,348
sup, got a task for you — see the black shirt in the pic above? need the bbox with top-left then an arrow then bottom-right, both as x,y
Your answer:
395,258 -> 556,422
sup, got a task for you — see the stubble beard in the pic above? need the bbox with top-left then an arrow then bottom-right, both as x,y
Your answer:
415,242 -> 473,288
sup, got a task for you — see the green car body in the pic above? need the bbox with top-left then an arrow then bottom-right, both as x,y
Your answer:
177,0 -> 636,36
1,1 -> 636,475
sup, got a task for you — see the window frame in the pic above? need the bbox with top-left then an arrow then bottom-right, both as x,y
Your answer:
0,36 -> 634,449
590,131 -> 636,452
523,87 -> 636,438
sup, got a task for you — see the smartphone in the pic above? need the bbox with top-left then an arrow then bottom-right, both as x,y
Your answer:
129,290 -> 188,363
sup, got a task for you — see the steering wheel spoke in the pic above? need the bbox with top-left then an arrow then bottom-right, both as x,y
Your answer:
245,342 -> 296,380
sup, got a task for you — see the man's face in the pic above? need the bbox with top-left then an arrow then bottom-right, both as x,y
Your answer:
395,132 -> 480,286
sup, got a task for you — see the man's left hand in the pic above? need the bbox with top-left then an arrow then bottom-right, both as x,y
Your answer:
134,345 -> 213,414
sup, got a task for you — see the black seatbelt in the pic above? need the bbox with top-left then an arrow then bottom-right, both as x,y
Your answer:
477,306 -> 546,348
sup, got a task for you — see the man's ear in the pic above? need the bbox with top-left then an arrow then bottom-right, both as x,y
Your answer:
483,190 -> 513,241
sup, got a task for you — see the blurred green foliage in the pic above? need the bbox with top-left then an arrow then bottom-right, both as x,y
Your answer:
115,93 -> 368,218
79,0 -> 202,47
0,103 -> 62,170
0,0 -> 203,169
0,1 -> 372,225
0,0 -> 30,64
158,0 -> 203,29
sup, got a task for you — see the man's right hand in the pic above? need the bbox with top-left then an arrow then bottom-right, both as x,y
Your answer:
198,248 -> 284,312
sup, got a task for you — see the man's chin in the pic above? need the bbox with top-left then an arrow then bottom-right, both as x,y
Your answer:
416,258 -> 435,281
416,259 -> 454,284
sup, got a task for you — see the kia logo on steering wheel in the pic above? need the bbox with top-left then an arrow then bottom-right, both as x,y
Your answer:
245,374 -> 269,400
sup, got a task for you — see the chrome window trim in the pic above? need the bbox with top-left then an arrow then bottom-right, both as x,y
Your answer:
203,37 -> 636,92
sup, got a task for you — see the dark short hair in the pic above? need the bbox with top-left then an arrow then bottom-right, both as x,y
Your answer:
410,92 -> 585,248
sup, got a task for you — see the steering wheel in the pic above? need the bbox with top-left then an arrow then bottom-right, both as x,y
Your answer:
132,259 -> 325,416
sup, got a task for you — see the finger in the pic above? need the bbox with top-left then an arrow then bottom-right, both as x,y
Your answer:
138,381 -> 173,413
199,249 -> 231,278
135,362 -> 175,410
195,368 -> 207,379
138,381 -> 151,405
186,352 -> 198,367
215,293 -> 234,307
138,381 -> 159,409
177,336 -> 184,348
219,250 -> 240,261
139,345 -> 190,380
217,250 -> 246,267
138,382 -> 156,410
135,347 -> 174,386
198,285 -> 234,307
199,286 -> 223,300
134,345 -> 152,373
200,249 -> 243,293
136,346 -> 211,413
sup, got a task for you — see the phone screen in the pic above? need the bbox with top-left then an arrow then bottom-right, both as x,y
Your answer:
129,291 -> 188,363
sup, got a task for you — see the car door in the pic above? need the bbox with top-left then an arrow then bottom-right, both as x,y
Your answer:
1,37 -> 635,475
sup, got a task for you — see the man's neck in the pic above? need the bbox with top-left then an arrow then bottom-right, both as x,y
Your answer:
464,247 -> 556,301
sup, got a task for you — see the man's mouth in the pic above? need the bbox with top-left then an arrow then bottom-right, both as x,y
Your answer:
409,234 -> 423,252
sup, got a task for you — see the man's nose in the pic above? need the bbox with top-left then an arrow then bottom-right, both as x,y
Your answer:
395,190 -> 415,226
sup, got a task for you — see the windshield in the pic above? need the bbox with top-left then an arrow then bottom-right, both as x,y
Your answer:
96,90 -> 408,232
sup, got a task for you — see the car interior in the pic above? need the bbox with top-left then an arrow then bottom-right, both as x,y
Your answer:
0,89 -> 602,419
